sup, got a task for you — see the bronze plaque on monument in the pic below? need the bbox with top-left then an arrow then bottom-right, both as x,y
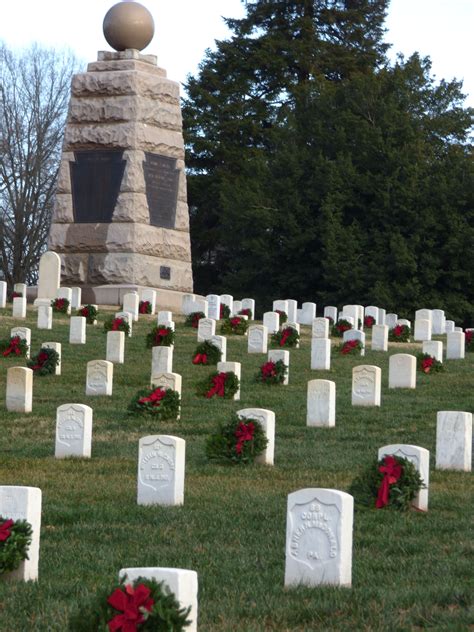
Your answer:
70,150 -> 126,223
143,153 -> 179,229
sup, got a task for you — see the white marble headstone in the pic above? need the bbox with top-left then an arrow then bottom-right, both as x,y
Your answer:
55,403 -> 93,459
137,435 -> 185,506
436,411 -> 472,471
311,338 -> 331,371
237,408 -> 275,465
268,350 -> 289,385
6,367 -> 33,413
388,354 -> 416,389
307,380 -> 335,427
86,360 -> 113,396
351,365 -> 381,407
248,325 -> 268,354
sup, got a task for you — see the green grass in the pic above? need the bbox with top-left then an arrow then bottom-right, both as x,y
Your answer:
0,308 -> 472,631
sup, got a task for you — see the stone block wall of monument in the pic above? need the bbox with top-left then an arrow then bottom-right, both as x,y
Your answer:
48,50 -> 193,297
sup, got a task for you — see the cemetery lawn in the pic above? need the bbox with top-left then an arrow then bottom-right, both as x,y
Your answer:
0,309 -> 472,631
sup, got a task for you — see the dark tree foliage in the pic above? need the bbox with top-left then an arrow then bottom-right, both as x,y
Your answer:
184,0 -> 473,323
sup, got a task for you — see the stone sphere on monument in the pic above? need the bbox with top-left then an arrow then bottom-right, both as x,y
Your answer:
103,1 -> 154,51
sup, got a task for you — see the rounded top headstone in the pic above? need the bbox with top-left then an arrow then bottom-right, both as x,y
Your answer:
103,1 -> 154,52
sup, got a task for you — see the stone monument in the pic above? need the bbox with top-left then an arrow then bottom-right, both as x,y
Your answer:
47,1 -> 193,309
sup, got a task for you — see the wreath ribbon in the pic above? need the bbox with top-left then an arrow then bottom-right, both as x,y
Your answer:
193,353 -> 208,365
107,584 -> 154,632
376,455 -> 402,508
206,372 -> 227,398
2,337 -> 22,357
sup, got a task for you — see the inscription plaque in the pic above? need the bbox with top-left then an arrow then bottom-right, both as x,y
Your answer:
70,151 -> 126,223
143,153 -> 179,229
160,266 -> 171,280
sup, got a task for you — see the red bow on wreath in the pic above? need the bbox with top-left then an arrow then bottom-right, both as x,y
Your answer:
112,318 -> 125,331
192,353 -> 208,365
138,388 -> 166,406
107,583 -> 154,632
235,421 -> 255,454
3,336 -> 22,357
155,328 -> 169,344
280,328 -> 291,347
422,357 -> 434,373
30,351 -> 49,372
376,455 -> 402,508
0,518 -> 14,542
206,372 -> 227,398
261,361 -> 276,378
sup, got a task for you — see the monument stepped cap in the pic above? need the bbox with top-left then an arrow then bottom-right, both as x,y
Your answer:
103,1 -> 154,52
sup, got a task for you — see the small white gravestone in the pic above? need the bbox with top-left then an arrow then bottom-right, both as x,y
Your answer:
263,311 -> 280,334
388,354 -> 416,389
343,329 -> 365,356
307,380 -> 335,427
248,325 -> 268,353
209,335 -> 226,362
220,294 -> 233,315
206,294 -> 221,320
56,287 -> 72,314
385,313 -> 398,329
378,308 -> 386,325
436,411 -> 472,472
37,305 -> 53,330
12,296 -> 27,318
415,309 -> 432,323
0,486 -> 42,581
422,340 -> 443,362
454,326 -> 463,332
182,293 -> 196,315
152,346 -> 173,375
37,251 -> 60,299
232,300 -> 242,316
343,305 -> 360,329
115,311 -> 133,337
299,302 -> 316,325
157,310 -> 173,324
190,298 -> 208,317
6,367 -> 33,413
267,349 -> 289,385
397,318 -> 411,328
106,331 -> 125,364
324,306 -> 338,322
197,318 -> 216,342
0,280 -> 6,308
285,321 -> 300,348
237,408 -> 275,465
285,488 -> 353,588
86,360 -> 113,396
312,318 -> 329,339
11,327 -> 31,358
123,292 -> 139,322
273,299 -> 289,315
69,316 -> 86,344
55,404 -> 93,459
151,372 -> 182,397
444,320 -> 455,333
311,338 -> 331,371
216,361 -> 241,399
119,568 -> 198,632
137,435 -> 185,506
241,298 -> 255,319
364,306 -> 379,325
371,324 -> 388,352
141,289 -> 157,314
286,299 -> 298,323
42,342 -> 61,375
352,365 -> 381,407
378,444 -> 429,511
414,319 -> 431,342
446,331 -> 465,359
14,282 -> 27,296
70,287 -> 82,310
431,309 -> 445,335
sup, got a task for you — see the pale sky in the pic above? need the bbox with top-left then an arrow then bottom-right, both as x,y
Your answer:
0,0 -> 472,106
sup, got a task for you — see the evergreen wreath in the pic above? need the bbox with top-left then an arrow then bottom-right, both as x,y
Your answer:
0,335 -> 29,358
388,324 -> 410,342
364,315 -> 376,328
331,318 -> 353,338
205,413 -> 268,464
128,386 -> 181,420
275,309 -> 288,324
192,340 -> 222,365
139,300 -> 153,314
348,455 -> 425,511
146,325 -> 175,348
238,307 -> 253,319
77,304 -> 98,324
465,330 -> 473,352
255,359 -> 287,385
219,304 -> 230,319
220,316 -> 248,335
27,347 -> 59,375
417,353 -> 444,374
196,371 -> 239,399
68,576 -> 191,631
338,339 -> 364,355
104,317 -> 131,336
51,297 -> 69,314
185,311 -> 206,328
271,326 -> 299,347
0,516 -> 33,576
